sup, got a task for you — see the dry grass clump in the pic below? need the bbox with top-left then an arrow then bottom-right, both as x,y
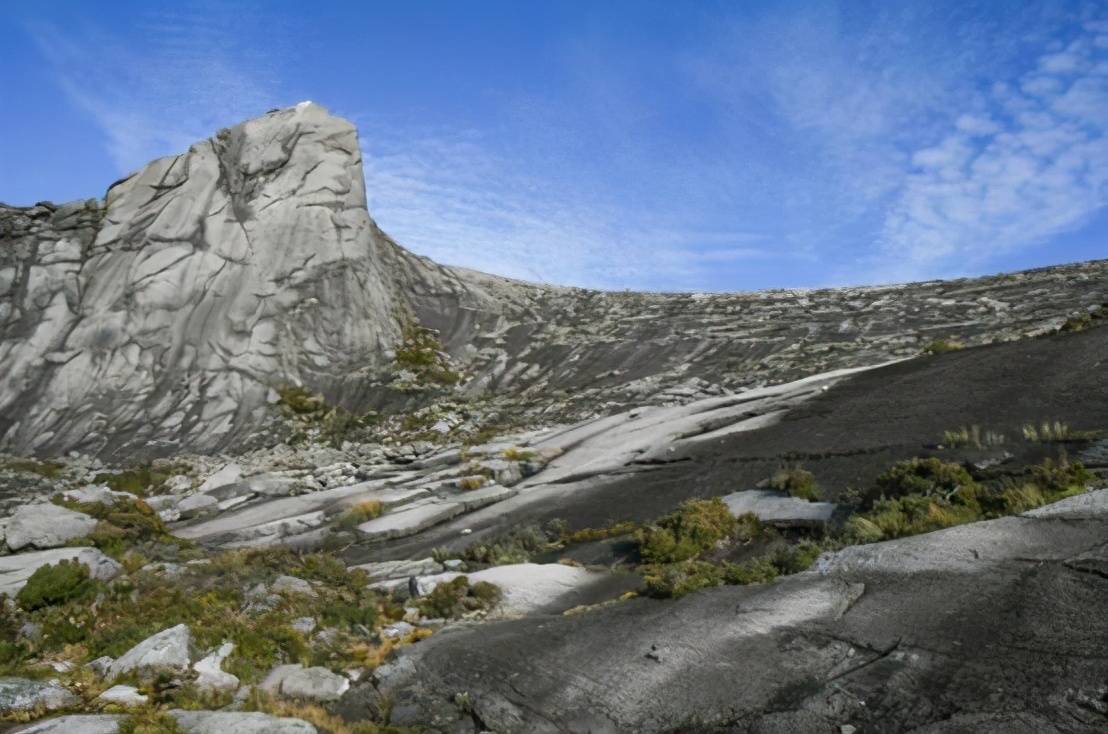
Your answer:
768,466 -> 820,501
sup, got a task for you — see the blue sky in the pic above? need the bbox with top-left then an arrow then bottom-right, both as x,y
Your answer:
1,0 -> 1106,291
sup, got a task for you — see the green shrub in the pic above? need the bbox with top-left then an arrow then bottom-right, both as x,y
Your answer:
416,577 -> 501,619
921,339 -> 964,355
463,526 -> 553,566
335,501 -> 383,531
637,498 -> 738,564
0,458 -> 64,478
119,711 -> 186,734
394,322 -> 461,386
643,555 -> 783,598
1028,455 -> 1091,493
771,540 -> 825,575
562,521 -> 639,545
17,559 -> 96,610
768,466 -> 819,501
875,457 -> 975,500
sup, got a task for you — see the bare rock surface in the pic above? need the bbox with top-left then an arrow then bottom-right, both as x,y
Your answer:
10,715 -> 124,734
0,677 -> 79,715
379,490 -> 1108,733
107,623 -> 192,681
169,710 -> 318,734
5,503 -> 97,550
722,489 -> 837,527
2,105 -> 1106,459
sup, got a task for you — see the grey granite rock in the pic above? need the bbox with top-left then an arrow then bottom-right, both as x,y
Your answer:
0,547 -> 122,598
169,710 -> 317,734
722,489 -> 837,527
96,684 -> 148,706
107,624 -> 192,680
10,715 -> 123,734
193,642 -> 239,691
261,663 -> 349,702
5,503 -> 97,550
2,103 -> 1106,458
0,677 -> 78,714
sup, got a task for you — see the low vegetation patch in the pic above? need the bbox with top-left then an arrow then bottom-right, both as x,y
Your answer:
393,321 -> 461,387
276,385 -> 379,448
921,339 -> 964,355
0,457 -> 65,479
415,576 -> 501,619
16,560 -> 95,611
93,462 -> 187,497
335,500 -> 384,530
636,498 -> 741,564
462,525 -> 556,566
941,425 -> 1006,449
767,466 -> 820,501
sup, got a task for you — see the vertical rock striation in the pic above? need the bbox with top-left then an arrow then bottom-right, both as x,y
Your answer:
0,103 -> 404,456
1,102 -> 1107,458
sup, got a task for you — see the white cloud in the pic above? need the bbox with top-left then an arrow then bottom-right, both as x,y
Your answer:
26,2 -> 278,175
876,20 -> 1108,281
357,120 -> 779,290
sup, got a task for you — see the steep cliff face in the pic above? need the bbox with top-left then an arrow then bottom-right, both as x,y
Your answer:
0,103 -> 406,456
1,103 -> 1106,458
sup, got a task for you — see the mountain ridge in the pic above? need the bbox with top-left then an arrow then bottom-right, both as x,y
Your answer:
1,103 -> 1106,458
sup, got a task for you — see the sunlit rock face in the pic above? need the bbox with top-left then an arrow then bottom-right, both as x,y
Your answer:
2,102 -> 1107,458
0,103 -> 404,456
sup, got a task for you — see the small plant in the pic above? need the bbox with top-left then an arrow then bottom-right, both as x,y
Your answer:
394,321 -> 462,386
416,577 -> 501,619
118,711 -> 186,734
875,457 -> 975,500
768,466 -> 819,501
636,498 -> 739,564
17,559 -> 96,611
562,521 -> 638,545
921,339 -> 964,355
463,525 -> 553,566
335,500 -> 384,530
0,457 -> 65,478
502,447 -> 536,461
942,425 -> 1006,449
1022,421 -> 1071,442
456,476 -> 487,491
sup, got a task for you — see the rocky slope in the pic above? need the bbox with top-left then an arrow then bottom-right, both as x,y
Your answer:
0,104 -> 1106,734
2,104 -> 1106,458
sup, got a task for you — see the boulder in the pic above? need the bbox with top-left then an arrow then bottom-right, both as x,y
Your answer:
0,547 -> 122,598
176,493 -> 219,520
271,575 -> 316,597
61,486 -> 134,505
193,642 -> 239,691
0,677 -> 78,714
107,624 -> 192,680
5,504 -> 97,551
721,489 -> 837,527
10,715 -> 123,734
96,684 -> 148,706
197,464 -> 243,493
262,664 -> 350,701
169,710 -> 317,734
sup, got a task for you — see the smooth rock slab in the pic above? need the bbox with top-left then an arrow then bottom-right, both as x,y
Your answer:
10,715 -> 123,734
0,677 -> 78,714
445,483 -> 517,512
261,663 -> 349,701
722,489 -> 836,527
356,500 -> 463,541
5,504 -> 98,551
0,547 -> 122,598
193,642 -> 239,691
351,557 -> 443,580
378,563 -> 609,617
108,624 -> 192,680
170,710 -> 317,734
96,684 -> 148,706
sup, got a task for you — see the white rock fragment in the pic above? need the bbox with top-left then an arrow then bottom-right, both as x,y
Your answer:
193,642 -> 239,691
108,624 -> 192,681
96,684 -> 148,706
5,504 -> 98,551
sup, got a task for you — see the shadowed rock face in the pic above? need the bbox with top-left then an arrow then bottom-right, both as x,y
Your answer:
1,103 -> 1106,458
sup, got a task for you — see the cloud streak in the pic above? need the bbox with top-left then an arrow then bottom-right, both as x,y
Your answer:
877,19 -> 1108,280
26,1 -> 279,175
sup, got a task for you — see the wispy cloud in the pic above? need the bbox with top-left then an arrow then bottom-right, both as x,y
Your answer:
26,1 -> 279,175
876,19 -> 1108,280
357,119 -> 780,290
